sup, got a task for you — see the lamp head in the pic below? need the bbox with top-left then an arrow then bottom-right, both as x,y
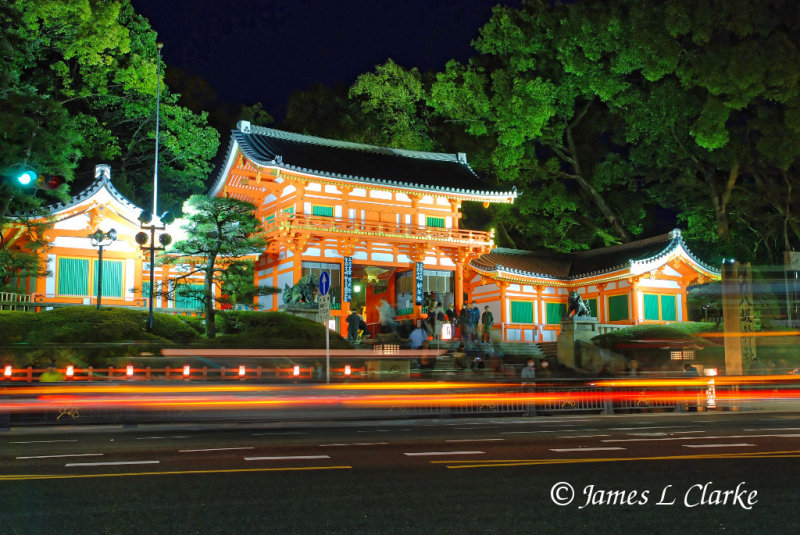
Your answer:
135,232 -> 149,246
138,210 -> 153,224
159,211 -> 175,225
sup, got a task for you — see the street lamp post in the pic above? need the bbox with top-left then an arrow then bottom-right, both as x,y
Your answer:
141,41 -> 165,332
89,229 -> 117,310
136,211 -> 173,330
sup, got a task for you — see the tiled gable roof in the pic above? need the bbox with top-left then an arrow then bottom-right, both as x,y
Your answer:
210,122 -> 516,200
472,230 -> 719,280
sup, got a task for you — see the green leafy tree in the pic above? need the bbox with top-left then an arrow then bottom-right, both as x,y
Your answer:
163,195 -> 277,338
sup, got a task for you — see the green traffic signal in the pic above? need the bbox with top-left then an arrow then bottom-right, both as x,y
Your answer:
16,171 -> 36,185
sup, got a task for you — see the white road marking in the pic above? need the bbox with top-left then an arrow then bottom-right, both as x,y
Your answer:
66,460 -> 160,467
10,439 -> 77,444
17,453 -> 103,460
252,432 -> 308,436
682,443 -> 755,448
445,438 -> 505,443
673,431 -> 707,434
245,455 -> 331,461
610,426 -> 685,431
550,447 -> 626,452
320,442 -> 388,447
604,433 -> 800,443
403,451 -> 485,457
501,431 -> 554,435
179,447 -> 255,453
559,434 -> 610,439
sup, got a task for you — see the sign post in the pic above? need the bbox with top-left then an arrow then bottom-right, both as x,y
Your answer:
319,272 -> 331,383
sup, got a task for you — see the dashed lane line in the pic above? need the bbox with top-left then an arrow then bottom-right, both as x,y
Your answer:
319,442 -> 388,447
550,447 -> 626,452
682,443 -> 756,448
445,438 -> 504,443
66,460 -> 160,468
17,453 -> 103,460
9,440 -> 77,444
245,455 -> 331,461
179,447 -> 255,453
403,451 -> 485,457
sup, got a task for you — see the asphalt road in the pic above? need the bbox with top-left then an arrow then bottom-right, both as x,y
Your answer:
2,411 -> 800,534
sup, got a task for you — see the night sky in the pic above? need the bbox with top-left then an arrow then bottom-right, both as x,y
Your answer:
131,0 -> 517,121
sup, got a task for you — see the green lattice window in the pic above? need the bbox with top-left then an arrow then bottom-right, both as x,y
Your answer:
545,302 -> 567,325
584,298 -> 597,317
426,216 -> 445,228
176,284 -> 204,310
57,258 -> 89,296
312,205 -> 334,217
644,294 -> 660,321
510,301 -> 533,323
92,260 -> 123,298
608,294 -> 629,322
661,295 -> 677,321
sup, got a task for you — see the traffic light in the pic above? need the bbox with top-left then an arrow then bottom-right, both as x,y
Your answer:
16,170 -> 35,186
34,174 -> 65,191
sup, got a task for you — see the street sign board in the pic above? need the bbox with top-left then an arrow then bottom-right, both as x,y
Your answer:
318,271 -> 330,296
343,257 -> 352,302
318,294 -> 330,322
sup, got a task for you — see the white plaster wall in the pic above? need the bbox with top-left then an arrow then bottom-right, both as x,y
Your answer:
306,248 -> 321,257
125,258 -> 135,300
370,190 -> 392,200
54,214 -> 90,230
306,182 -> 322,192
46,254 -> 56,296
637,279 -> 681,289
372,252 -> 394,262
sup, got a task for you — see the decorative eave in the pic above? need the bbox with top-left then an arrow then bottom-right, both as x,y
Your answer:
209,122 -> 517,204
469,229 -> 721,286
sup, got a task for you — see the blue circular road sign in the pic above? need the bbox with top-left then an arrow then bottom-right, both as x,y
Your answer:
318,271 -> 330,296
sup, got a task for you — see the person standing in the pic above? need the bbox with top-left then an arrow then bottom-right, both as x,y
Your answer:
469,301 -> 481,341
346,309 -> 362,342
458,304 -> 471,341
409,321 -> 427,350
481,305 -> 494,343
521,358 -> 535,386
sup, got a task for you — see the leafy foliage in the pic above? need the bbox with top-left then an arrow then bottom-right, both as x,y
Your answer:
162,195 -> 277,338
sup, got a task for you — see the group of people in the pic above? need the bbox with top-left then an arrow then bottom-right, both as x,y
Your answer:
421,300 -> 495,343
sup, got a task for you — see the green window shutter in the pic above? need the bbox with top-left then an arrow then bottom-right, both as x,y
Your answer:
643,294 -> 660,321
312,205 -> 333,217
93,260 -> 123,298
510,301 -> 533,323
142,282 -> 151,305
283,206 -> 294,215
426,216 -> 445,228
545,302 -> 566,325
608,294 -> 629,322
661,295 -> 677,321
57,258 -> 89,295
265,214 -> 275,224
585,298 -> 597,317
176,284 -> 204,309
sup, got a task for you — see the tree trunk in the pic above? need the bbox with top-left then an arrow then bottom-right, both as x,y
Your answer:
205,255 -> 217,338
707,161 -> 739,241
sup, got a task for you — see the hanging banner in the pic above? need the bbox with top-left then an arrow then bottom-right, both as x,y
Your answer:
343,256 -> 353,302
415,262 -> 424,306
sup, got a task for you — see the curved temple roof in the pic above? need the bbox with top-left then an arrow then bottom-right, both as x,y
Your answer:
210,122 -> 516,201
471,229 -> 720,281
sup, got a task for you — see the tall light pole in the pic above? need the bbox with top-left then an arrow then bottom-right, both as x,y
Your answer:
89,229 -> 117,310
144,41 -> 164,332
